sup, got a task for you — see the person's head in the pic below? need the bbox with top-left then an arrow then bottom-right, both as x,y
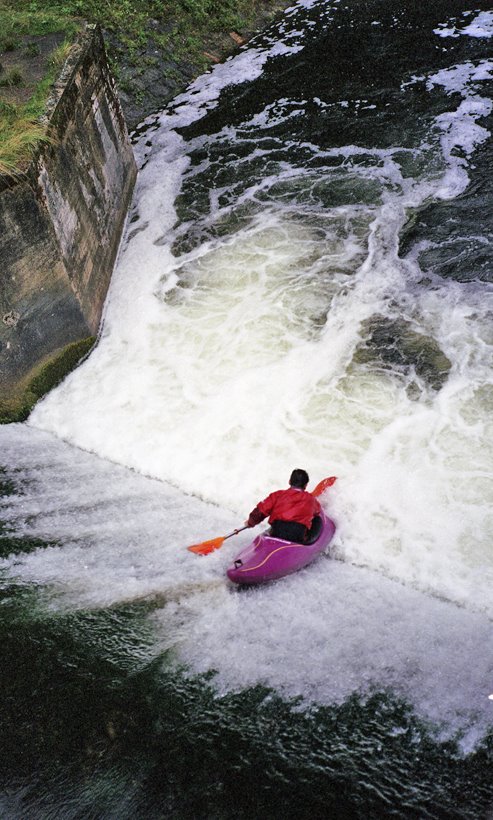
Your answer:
289,468 -> 309,489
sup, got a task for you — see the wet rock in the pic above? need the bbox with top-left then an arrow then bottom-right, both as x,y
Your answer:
110,37 -> 197,131
2,310 -> 20,328
354,316 -> 452,392
399,141 -> 493,284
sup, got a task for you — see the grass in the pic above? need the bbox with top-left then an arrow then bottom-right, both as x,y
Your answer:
0,3 -> 80,172
0,5 -> 77,52
0,102 -> 52,175
1,0 -> 279,169
0,67 -> 25,87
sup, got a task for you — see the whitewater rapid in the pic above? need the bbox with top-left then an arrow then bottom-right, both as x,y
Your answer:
1,422 -> 492,751
2,0 -> 492,749
28,4 -> 493,618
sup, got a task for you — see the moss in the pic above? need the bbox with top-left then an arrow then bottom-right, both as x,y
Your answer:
0,336 -> 95,424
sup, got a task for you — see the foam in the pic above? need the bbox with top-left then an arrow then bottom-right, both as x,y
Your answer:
1,425 -> 491,748
434,10 -> 493,40
28,2 -> 493,643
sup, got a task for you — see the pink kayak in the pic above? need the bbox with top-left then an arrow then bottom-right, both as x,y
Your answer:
226,511 -> 336,585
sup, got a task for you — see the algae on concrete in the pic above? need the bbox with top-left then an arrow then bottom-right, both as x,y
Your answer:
0,336 -> 95,424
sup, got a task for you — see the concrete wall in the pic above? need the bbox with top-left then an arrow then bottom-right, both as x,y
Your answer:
0,25 -> 136,395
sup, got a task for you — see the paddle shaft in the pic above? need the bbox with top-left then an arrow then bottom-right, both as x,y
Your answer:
187,525 -> 249,554
224,525 -> 249,541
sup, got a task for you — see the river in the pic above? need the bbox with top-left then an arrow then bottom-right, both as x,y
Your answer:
1,1 -> 493,817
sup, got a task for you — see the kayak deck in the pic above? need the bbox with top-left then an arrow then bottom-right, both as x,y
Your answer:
226,512 -> 336,585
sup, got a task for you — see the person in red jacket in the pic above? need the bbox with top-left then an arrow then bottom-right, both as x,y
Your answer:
246,469 -> 321,544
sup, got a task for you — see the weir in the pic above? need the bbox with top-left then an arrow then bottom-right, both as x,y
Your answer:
29,1 -> 493,616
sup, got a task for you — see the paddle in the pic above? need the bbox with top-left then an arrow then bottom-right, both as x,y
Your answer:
187,526 -> 249,555
186,475 -> 337,555
311,475 -> 337,497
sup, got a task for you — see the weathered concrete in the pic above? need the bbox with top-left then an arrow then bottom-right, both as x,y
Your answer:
0,25 -> 136,408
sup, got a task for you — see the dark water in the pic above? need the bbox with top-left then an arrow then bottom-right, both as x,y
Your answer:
2,0 -> 493,817
0,581 -> 492,820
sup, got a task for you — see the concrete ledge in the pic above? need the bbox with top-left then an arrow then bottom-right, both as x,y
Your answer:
0,24 -> 136,415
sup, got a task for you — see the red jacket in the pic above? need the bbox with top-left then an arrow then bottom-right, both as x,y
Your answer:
248,487 -> 321,528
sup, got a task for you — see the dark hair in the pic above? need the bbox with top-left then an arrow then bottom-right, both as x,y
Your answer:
289,468 -> 309,488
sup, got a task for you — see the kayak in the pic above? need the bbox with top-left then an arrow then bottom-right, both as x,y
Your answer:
226,511 -> 336,585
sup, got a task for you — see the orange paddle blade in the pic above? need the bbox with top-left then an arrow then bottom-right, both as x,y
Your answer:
187,536 -> 227,555
187,525 -> 248,556
312,476 -> 337,497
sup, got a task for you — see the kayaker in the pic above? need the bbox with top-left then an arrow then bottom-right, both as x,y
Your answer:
246,469 -> 321,543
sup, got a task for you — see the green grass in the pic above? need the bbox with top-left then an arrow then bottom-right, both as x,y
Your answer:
2,0 -> 266,53
0,3 -> 80,171
0,74 -> 60,174
0,5 -> 78,51
0,67 -> 25,87
0,0 -> 278,170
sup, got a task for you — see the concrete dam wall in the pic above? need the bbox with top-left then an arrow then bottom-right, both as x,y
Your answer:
0,25 -> 137,419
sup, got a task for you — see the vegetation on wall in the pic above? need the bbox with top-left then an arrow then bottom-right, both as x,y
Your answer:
0,337 -> 95,424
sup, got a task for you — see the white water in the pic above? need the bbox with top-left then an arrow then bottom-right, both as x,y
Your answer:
2,2 -> 493,745
30,17 -> 493,615
1,424 -> 492,750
